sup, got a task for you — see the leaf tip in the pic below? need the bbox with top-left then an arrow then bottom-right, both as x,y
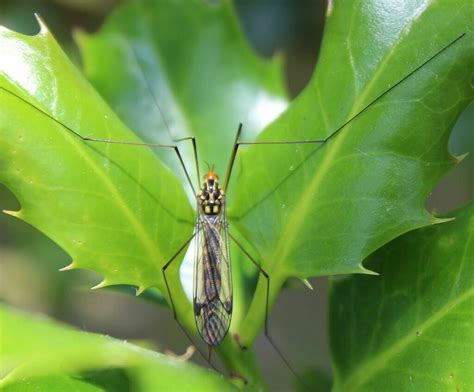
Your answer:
34,13 -> 50,34
326,0 -> 334,17
72,27 -> 88,45
91,279 -> 109,290
431,216 -> 455,225
3,209 -> 22,219
358,265 -> 379,276
59,261 -> 76,272
456,151 -> 469,163
300,278 -> 314,290
135,286 -> 146,296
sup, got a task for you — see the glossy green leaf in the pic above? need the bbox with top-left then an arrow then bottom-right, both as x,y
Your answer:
233,0 -> 473,344
330,202 -> 474,391
0,305 -> 236,391
1,0 -> 473,387
0,18 -> 195,326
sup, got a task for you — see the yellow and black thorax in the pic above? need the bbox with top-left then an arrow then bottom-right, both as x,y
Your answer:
198,170 -> 224,215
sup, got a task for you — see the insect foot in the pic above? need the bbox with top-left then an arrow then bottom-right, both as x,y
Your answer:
233,333 -> 247,350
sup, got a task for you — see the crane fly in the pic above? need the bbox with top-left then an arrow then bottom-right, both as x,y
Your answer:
194,168 -> 232,347
0,24 -> 466,387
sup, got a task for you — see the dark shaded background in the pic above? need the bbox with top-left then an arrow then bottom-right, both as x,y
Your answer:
0,0 -> 472,390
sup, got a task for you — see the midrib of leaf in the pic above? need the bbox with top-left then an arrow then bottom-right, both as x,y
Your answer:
335,286 -> 474,391
269,132 -> 348,275
269,65 -> 393,276
450,227 -> 473,298
239,26 -> 449,344
315,88 -> 330,130
343,0 -> 357,92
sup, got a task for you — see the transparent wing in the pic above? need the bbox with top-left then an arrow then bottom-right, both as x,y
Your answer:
193,207 -> 232,346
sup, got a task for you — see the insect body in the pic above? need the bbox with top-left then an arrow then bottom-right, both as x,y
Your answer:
194,170 -> 232,346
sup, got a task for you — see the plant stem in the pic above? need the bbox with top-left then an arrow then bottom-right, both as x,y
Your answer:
217,337 -> 268,390
213,272 -> 287,389
238,271 -> 286,346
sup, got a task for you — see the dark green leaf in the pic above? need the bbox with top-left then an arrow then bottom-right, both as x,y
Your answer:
330,203 -> 474,391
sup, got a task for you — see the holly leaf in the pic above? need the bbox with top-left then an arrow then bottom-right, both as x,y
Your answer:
0,0 -> 473,384
0,305 -> 236,391
330,202 -> 474,391
0,18 -> 194,327
232,0 -> 473,343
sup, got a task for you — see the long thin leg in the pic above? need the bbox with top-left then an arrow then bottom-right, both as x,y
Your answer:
208,345 -> 213,362
223,122 -> 323,192
174,136 -> 200,187
161,233 -> 217,369
229,233 -> 310,390
223,32 -> 465,192
223,123 -> 243,192
0,86 -> 197,196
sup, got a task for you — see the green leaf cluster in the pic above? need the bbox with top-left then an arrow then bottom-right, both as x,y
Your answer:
0,0 -> 472,390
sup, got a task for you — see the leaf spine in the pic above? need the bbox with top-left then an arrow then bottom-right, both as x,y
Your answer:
91,279 -> 108,290
135,286 -> 146,296
59,261 -> 77,272
3,209 -> 22,218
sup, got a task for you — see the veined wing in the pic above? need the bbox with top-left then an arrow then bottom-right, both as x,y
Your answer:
193,208 -> 232,346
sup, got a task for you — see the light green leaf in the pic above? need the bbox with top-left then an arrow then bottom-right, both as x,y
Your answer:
330,203 -> 474,391
233,0 -> 473,344
0,305 -> 236,391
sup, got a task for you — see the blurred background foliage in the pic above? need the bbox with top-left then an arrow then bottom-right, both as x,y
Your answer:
0,0 -> 472,390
